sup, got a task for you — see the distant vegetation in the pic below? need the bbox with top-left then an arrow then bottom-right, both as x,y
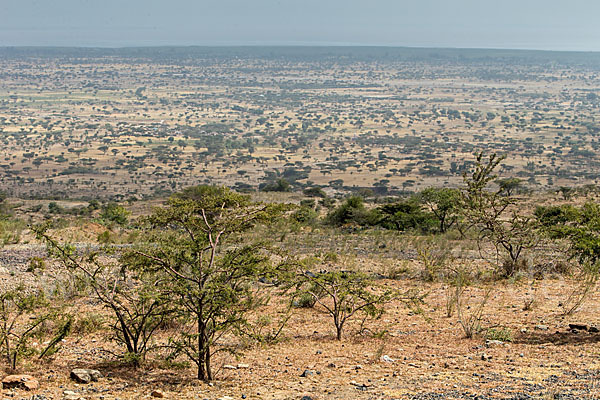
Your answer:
0,46 -> 599,200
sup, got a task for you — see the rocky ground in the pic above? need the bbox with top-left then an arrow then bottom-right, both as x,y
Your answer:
1,244 -> 600,400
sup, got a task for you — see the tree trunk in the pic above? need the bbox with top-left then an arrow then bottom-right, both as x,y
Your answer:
336,322 -> 343,341
197,317 -> 207,381
205,346 -> 212,381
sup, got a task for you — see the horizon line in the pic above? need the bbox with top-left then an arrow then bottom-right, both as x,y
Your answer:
1,43 -> 600,54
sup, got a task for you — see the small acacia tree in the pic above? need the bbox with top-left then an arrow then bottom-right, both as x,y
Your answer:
536,202 -> 600,313
0,284 -> 69,370
127,185 -> 289,381
35,226 -> 168,367
296,270 -> 420,340
419,187 -> 461,233
496,178 -> 523,197
461,153 -> 539,276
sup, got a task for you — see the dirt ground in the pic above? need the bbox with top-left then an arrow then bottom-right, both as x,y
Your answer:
2,243 -> 600,400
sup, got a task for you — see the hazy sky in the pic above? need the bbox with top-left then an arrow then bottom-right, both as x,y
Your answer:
1,0 -> 599,51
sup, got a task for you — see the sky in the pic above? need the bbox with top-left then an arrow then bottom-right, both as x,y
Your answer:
1,0 -> 599,51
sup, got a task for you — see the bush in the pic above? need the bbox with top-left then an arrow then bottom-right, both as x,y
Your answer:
326,196 -> 379,227
260,178 -> 291,192
292,206 -> 318,225
303,187 -> 327,198
377,199 -> 436,233
73,313 -> 105,334
296,270 -> 393,340
100,202 -> 130,226
486,327 -> 513,342
461,153 -> 539,277
0,218 -> 25,246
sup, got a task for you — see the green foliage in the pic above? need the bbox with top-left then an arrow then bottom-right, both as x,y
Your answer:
536,202 -> 600,266
319,197 -> 336,209
35,225 -> 169,367
72,313 -> 105,334
414,236 -> 453,282
326,196 -> 380,227
461,153 -> 539,276
419,187 -> 461,233
0,194 -> 23,246
100,202 -> 130,226
27,257 -> 46,273
377,198 -> 436,233
558,186 -> 574,200
536,202 -> 600,312
485,327 -> 513,342
0,218 -> 25,246
38,315 -> 72,359
48,201 -> 63,214
292,205 -> 318,225
296,270 -> 393,340
496,178 -> 523,196
260,178 -> 291,192
127,185 -> 291,381
97,230 -> 115,244
0,285 -> 66,370
303,187 -> 327,198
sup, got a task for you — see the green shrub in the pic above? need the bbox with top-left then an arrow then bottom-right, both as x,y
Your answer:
292,206 -> 318,225
73,313 -> 105,334
326,196 -> 380,227
485,327 -> 513,342
100,203 -> 130,226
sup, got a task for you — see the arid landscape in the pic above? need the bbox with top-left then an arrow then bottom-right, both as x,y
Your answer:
1,47 -> 600,400
1,47 -> 600,200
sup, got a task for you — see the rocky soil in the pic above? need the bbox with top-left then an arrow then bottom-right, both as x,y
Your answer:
1,245 -> 600,399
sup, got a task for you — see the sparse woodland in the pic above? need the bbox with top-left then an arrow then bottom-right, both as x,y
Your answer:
1,47 -> 600,398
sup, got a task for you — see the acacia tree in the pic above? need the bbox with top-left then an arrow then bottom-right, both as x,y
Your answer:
296,270 -> 421,340
0,284 -> 69,370
296,270 -> 390,340
127,186 -> 289,381
461,153 -> 539,276
496,178 -> 522,197
35,226 -> 168,367
419,187 -> 461,233
536,202 -> 600,313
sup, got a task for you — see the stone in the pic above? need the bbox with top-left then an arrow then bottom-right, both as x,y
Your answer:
70,368 -> 102,384
300,369 -> 313,377
534,325 -> 549,331
63,389 -> 85,400
151,389 -> 165,398
380,355 -> 395,363
1,374 -> 39,390
569,323 -> 588,331
485,339 -> 504,347
64,395 -> 83,400
350,380 -> 370,391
